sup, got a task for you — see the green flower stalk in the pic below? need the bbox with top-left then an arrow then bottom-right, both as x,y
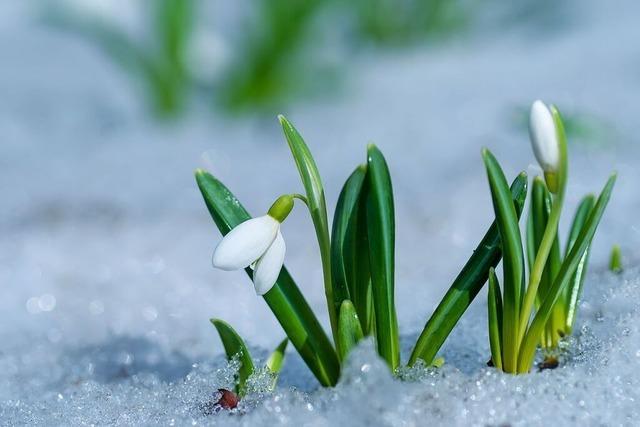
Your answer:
517,101 -> 568,347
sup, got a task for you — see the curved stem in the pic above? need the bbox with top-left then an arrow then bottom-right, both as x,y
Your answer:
291,193 -> 309,206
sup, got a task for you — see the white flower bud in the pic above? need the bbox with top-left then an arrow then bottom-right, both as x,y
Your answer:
528,100 -> 559,173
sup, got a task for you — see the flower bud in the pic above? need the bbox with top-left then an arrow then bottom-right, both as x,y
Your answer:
529,100 -> 560,192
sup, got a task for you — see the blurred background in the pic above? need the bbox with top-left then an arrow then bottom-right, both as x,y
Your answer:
1,0 -> 639,407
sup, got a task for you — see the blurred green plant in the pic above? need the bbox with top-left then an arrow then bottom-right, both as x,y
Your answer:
349,0 -> 470,46
47,0 -> 195,118
48,0 -> 479,118
217,0 -> 330,113
609,244 -> 622,273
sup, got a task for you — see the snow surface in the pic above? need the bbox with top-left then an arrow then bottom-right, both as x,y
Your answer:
2,1 -> 640,425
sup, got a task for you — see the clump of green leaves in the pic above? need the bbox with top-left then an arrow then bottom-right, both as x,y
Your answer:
197,115 -> 527,389
485,102 -> 615,373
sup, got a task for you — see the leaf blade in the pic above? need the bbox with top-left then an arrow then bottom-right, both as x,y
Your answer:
562,194 -> 595,333
210,319 -> 254,396
488,268 -> 503,370
337,300 -> 364,361
266,338 -> 288,374
482,149 -> 525,373
366,144 -> 400,370
331,164 -> 372,335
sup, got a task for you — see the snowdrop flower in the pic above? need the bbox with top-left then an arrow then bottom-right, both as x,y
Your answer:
212,195 -> 294,295
529,100 -> 560,192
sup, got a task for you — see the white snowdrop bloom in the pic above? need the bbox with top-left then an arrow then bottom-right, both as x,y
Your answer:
253,231 -> 286,295
212,215 -> 280,270
211,195 -> 293,295
528,100 -> 559,173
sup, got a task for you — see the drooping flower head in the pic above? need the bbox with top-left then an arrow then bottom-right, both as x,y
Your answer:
212,195 -> 293,295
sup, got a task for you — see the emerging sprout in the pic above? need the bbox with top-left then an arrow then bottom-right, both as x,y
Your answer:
529,100 -> 561,193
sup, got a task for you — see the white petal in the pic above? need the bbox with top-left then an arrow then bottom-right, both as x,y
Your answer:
253,231 -> 286,295
528,100 -> 559,172
212,215 -> 279,270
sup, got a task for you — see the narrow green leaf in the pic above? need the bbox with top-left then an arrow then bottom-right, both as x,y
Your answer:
211,319 -> 254,396
518,174 -> 616,372
526,212 -> 535,270
337,300 -> 364,361
563,195 -> 595,333
266,338 -> 288,378
530,178 -> 563,347
488,268 -> 503,370
331,164 -> 373,335
366,144 -> 400,370
609,244 -> 623,273
196,169 -> 340,386
408,173 -> 527,366
278,116 -> 338,344
530,178 -> 550,302
482,149 -> 525,373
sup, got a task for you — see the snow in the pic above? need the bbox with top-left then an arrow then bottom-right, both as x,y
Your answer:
2,0 -> 640,425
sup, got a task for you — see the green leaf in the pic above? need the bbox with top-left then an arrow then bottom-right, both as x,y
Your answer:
278,116 -> 338,344
482,149 -> 525,373
337,300 -> 365,361
487,268 -> 503,370
266,338 -> 289,375
408,173 -> 527,366
265,338 -> 288,390
331,164 -> 373,335
526,212 -> 535,270
196,169 -> 340,386
562,194 -> 595,333
529,178 -> 550,302
529,177 -> 563,348
518,173 -> 616,372
365,144 -> 400,370
210,319 -> 255,396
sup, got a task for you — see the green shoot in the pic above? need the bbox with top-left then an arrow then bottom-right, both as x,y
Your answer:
211,319 -> 255,396
337,300 -> 364,361
610,245 -> 623,273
